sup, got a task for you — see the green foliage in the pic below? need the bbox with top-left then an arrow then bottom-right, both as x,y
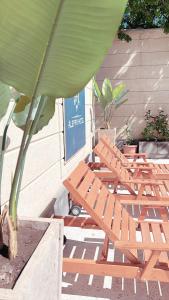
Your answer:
93,78 -> 128,128
0,1 -> 128,248
0,0 -> 127,100
125,127 -> 133,145
0,82 -> 12,121
119,0 -> 169,42
12,95 -> 55,134
142,110 -> 169,141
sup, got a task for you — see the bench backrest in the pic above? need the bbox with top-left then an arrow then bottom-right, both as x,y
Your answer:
63,161 -> 135,242
100,135 -> 128,164
94,140 -> 132,182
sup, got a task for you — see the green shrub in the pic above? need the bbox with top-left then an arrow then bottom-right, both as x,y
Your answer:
142,110 -> 169,141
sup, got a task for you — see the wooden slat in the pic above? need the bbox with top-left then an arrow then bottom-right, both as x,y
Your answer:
68,161 -> 88,188
153,185 -> 161,198
102,144 -> 109,158
116,160 -> 121,174
112,201 -> 122,238
144,185 -> 153,196
151,223 -> 168,265
164,164 -> 169,172
160,164 -> 169,173
129,218 -> 136,242
162,223 -> 169,242
97,140 -> 104,152
106,150 -> 113,166
158,184 -> 168,197
140,222 -> 152,261
155,164 -> 163,174
110,156 -> 118,170
120,168 -> 127,181
85,177 -> 102,208
78,170 -> 95,198
121,209 -> 129,240
103,194 -> 115,229
94,185 -> 109,218
129,217 -> 137,257
163,180 -> 169,192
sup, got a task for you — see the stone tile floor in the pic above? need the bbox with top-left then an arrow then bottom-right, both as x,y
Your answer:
62,159 -> 169,300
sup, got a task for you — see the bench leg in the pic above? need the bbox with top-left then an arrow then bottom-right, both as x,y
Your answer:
100,234 -> 109,261
141,250 -> 160,281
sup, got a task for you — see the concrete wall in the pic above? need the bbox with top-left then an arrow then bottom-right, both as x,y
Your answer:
96,29 -> 169,139
0,81 -> 94,217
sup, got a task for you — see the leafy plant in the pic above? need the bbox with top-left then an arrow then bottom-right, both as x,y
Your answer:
0,1 -> 127,259
125,127 -> 134,145
93,78 -> 128,129
142,110 -> 169,141
119,0 -> 169,42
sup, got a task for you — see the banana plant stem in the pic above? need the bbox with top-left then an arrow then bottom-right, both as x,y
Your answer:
0,101 -> 16,249
0,101 -> 16,214
9,95 -> 38,225
10,96 -> 47,224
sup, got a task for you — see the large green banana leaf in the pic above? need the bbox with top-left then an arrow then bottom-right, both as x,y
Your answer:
0,82 -> 11,121
0,0 -> 127,102
12,95 -> 55,134
102,79 -> 113,109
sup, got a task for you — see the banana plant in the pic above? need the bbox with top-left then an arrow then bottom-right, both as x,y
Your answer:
93,78 -> 128,129
0,0 -> 127,259
0,83 -> 18,251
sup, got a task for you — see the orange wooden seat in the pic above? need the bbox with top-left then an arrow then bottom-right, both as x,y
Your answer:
100,135 -> 169,180
93,139 -> 169,198
93,140 -> 169,220
62,161 -> 169,282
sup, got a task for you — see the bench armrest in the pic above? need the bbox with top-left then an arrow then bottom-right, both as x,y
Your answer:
125,166 -> 154,170
122,179 -> 163,185
115,241 -> 169,251
124,153 -> 147,158
129,162 -> 151,166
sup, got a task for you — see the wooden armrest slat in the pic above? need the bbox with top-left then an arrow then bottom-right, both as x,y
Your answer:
115,241 -> 169,251
124,153 -> 147,157
122,180 -> 163,185
126,166 -> 154,170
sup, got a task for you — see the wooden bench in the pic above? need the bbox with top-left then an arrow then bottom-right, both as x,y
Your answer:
61,161 -> 169,282
100,135 -> 169,180
90,140 -> 169,220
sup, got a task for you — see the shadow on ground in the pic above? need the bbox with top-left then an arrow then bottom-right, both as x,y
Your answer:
62,230 -> 169,300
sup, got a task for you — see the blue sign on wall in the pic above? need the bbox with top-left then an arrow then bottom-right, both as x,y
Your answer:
64,90 -> 86,161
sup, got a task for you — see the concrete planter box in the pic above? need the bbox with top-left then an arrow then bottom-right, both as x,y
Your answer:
0,217 -> 63,300
139,141 -> 169,158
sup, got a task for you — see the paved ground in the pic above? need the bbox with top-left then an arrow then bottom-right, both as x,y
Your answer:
62,159 -> 169,300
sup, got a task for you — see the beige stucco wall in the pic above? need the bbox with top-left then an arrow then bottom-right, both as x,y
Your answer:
96,28 -> 169,139
0,81 -> 94,217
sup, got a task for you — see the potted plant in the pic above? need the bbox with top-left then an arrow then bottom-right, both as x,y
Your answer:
93,78 -> 128,142
139,110 -> 169,158
0,1 -> 128,298
123,122 -> 137,154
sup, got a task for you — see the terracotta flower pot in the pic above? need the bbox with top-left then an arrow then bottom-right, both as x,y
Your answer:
123,144 -> 137,154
